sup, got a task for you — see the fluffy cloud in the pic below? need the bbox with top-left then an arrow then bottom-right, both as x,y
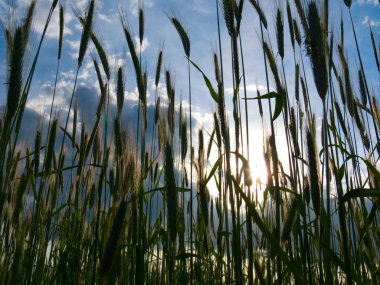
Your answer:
362,15 -> 380,26
130,0 -> 155,16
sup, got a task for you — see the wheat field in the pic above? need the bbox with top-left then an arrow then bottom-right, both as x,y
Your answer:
0,0 -> 379,284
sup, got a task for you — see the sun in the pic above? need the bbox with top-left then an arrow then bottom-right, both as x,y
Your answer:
249,161 -> 267,187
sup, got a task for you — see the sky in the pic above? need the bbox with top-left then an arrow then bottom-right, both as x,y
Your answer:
0,0 -> 379,190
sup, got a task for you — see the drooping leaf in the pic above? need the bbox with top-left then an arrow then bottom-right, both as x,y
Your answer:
339,188 -> 380,204
188,58 -> 219,102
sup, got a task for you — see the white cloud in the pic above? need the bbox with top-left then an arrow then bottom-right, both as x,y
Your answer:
130,0 -> 155,16
98,12 -> 112,23
0,0 -> 75,39
357,0 -> 379,5
134,36 -> 150,53
226,84 -> 267,95
362,16 -> 380,27
26,78 -> 75,116
66,39 -> 80,58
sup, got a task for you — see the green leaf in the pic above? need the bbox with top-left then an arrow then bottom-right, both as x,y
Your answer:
242,91 -> 283,120
362,160 -> 380,181
145,228 -> 164,250
339,188 -> 380,204
359,204 -> 377,244
243,91 -> 278,100
230,151 -> 250,167
205,156 -> 223,185
144,186 -> 190,195
187,58 -> 219,102
337,164 -> 345,181
344,155 -> 380,181
273,92 -> 283,121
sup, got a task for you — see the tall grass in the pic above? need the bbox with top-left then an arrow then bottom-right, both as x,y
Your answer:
0,0 -> 379,284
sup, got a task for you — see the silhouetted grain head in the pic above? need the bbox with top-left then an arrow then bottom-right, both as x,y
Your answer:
58,5 -> 64,60
257,89 -> 263,119
372,96 -> 380,131
73,101 -> 78,147
221,0 -> 235,36
213,52 -> 221,84
289,107 -> 300,156
263,136 -> 273,190
34,127 -> 42,176
353,102 -> 370,151
139,8 -> 144,45
307,2 -> 327,101
165,142 -> 178,243
286,1 -> 295,49
301,77 -> 309,112
7,27 -> 24,119
343,0 -> 352,8
117,66 -> 124,116
306,119 -> 320,217
155,96 -> 160,124
276,7 -> 284,58
22,0 -> 36,53
303,176 -> 310,205
198,129 -> 204,170
12,172 -> 30,226
181,119 -> 188,164
263,41 -> 282,93
217,81 -> 228,142
334,101 -> 349,138
358,69 -> 367,107
114,118 -> 123,157
52,0 -> 59,9
45,117 -> 58,173
344,68 -> 355,117
293,18 -> 302,46
294,0 -> 308,36
369,25 -> 380,71
169,16 -> 190,57
337,75 -> 346,106
249,0 -> 267,29
75,7 -> 110,79
99,200 -> 127,280
281,197 -> 297,242
93,60 -> 106,117
214,112 -> 222,148
78,0 -> 95,67
92,35 -> 110,80
155,49 -> 163,87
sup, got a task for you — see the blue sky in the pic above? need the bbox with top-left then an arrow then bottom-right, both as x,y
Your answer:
0,0 -> 379,183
